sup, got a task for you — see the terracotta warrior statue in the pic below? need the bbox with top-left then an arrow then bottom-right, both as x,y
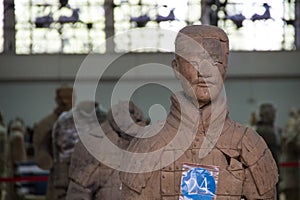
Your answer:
120,25 -> 278,199
255,103 -> 281,199
255,103 -> 280,165
51,101 -> 106,200
8,118 -> 27,164
0,111 -> 8,178
33,85 -> 74,170
280,108 -> 300,200
6,118 -> 27,200
32,84 -> 73,200
0,112 -> 7,200
66,101 -> 148,200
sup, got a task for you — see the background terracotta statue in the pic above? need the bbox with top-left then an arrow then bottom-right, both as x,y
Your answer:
8,118 -> 27,164
255,103 -> 281,199
66,101 -> 148,200
0,111 -> 8,180
6,118 -> 27,200
0,113 -> 8,200
280,108 -> 300,200
32,84 -> 73,200
51,101 -> 106,200
255,103 -> 281,165
120,25 -> 278,199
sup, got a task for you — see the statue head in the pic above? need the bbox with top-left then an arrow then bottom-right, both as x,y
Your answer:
172,25 -> 229,106
259,103 -> 276,124
55,84 -> 74,113
8,117 -> 25,133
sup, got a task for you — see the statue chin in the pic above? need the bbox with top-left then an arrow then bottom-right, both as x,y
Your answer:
183,86 -> 224,107
180,77 -> 224,104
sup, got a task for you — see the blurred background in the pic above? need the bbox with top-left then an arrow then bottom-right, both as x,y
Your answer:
0,0 -> 299,199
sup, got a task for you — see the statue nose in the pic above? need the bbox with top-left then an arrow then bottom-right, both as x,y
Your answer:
196,60 -> 213,76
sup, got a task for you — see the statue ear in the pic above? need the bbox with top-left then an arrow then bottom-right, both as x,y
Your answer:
172,59 -> 180,80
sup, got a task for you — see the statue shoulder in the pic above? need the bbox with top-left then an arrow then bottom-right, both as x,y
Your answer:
241,127 -> 269,166
126,121 -> 169,153
120,121 -> 169,194
69,141 -> 100,187
241,127 -> 278,196
35,112 -> 59,133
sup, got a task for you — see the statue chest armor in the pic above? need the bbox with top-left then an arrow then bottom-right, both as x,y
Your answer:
159,132 -> 245,199
96,163 -> 122,199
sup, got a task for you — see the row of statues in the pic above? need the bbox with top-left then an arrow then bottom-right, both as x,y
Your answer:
1,25 -> 298,199
33,25 -> 278,200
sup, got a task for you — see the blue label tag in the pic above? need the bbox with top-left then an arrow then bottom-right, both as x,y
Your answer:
181,167 -> 216,200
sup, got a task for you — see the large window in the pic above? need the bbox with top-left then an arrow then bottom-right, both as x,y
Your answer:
4,0 -> 299,53
113,0 -> 202,52
114,0 -> 296,52
217,0 -> 295,50
15,0 -> 106,54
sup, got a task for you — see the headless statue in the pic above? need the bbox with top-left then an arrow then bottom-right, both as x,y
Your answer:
66,101 -> 148,200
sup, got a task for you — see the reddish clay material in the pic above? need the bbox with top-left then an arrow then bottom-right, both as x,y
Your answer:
120,25 -> 278,200
32,85 -> 73,200
66,101 -> 148,200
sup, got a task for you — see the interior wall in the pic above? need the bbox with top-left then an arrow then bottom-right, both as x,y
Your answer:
225,78 -> 300,128
0,52 -> 299,129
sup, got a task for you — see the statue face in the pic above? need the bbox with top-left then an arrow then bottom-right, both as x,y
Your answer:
56,89 -> 73,111
172,25 -> 229,106
260,104 -> 276,123
173,40 -> 226,105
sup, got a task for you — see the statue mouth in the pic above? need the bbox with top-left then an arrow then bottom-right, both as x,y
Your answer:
192,78 -> 214,87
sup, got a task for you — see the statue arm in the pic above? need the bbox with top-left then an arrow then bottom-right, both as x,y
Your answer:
66,181 -> 92,200
68,140 -> 109,197
121,183 -> 145,200
120,171 -> 161,200
241,128 -> 278,199
33,114 -> 56,169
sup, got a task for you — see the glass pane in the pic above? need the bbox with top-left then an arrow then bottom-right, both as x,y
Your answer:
114,0 -> 296,52
15,0 -> 106,54
218,0 -> 295,50
113,0 -> 201,52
